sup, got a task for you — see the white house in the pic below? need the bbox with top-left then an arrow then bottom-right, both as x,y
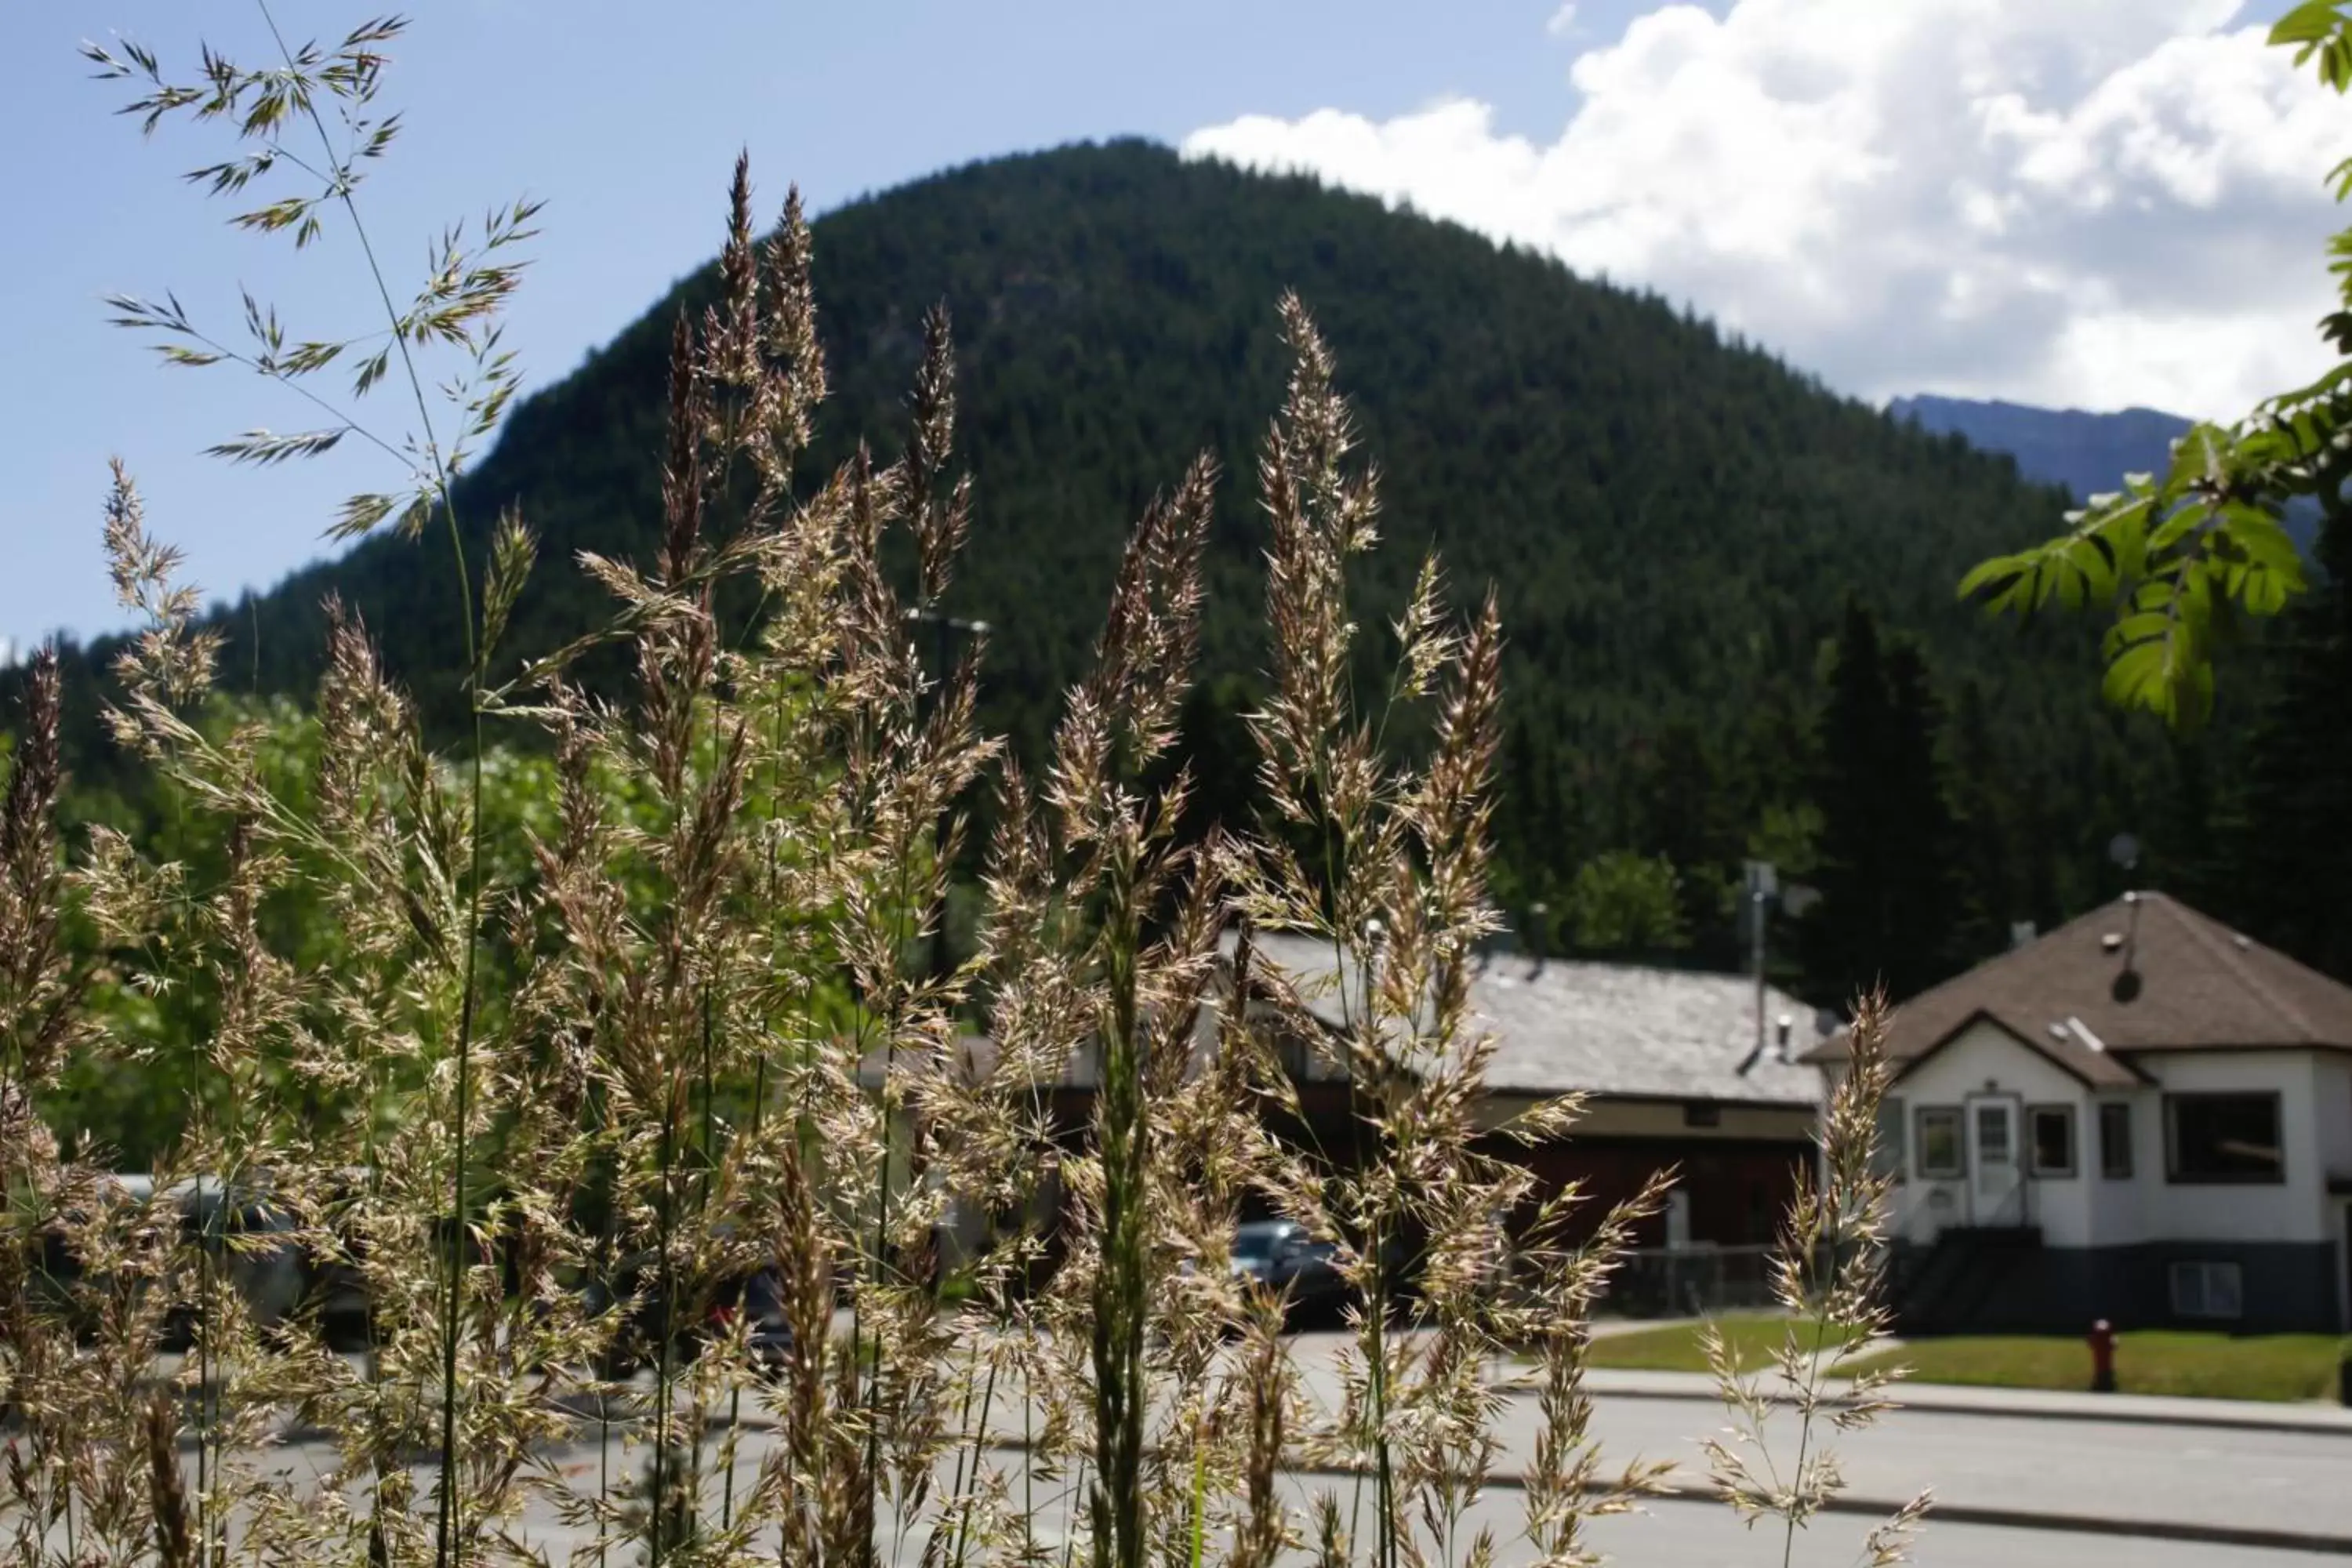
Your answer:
1805,891 -> 2352,1334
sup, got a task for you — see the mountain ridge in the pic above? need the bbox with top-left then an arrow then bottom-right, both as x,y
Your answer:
1888,393 -> 2196,503
17,138 -> 2206,981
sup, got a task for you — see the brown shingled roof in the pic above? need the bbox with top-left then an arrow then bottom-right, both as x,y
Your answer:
1801,892 -> 2352,1081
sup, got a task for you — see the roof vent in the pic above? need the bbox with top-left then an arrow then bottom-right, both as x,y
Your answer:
2046,1022 -> 2069,1040
2122,890 -> 2140,906
2009,920 -> 2037,950
2100,932 -> 2125,954
1775,1013 -> 1794,1062
2234,933 -> 2252,951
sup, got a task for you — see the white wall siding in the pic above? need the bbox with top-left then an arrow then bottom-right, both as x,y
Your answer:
2316,1054 -> 2352,1192
2084,1090 -> 2153,1246
2136,1051 -> 2327,1244
1887,1020 -> 2095,1247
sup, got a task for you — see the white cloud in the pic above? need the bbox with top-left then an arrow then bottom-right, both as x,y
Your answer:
1181,0 -> 2352,419
1546,3 -> 1579,38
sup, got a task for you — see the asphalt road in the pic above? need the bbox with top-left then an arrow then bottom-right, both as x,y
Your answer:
1497,1386 -> 2352,1544
225,1417 -> 2350,1568
83,1328 -> 2352,1565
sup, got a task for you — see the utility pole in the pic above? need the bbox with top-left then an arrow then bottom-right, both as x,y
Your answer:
1744,861 -> 1776,1070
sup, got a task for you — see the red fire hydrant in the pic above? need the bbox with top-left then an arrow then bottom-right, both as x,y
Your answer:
2088,1319 -> 2116,1393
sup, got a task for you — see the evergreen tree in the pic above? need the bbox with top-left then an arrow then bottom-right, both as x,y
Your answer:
1802,601 -> 1963,1005
1634,720 -> 1740,965
8,140 -> 2220,972
1878,641 -> 1962,991
1944,678 -> 2020,962
2226,506 -> 2352,980
1167,673 -> 1262,841
1563,851 -> 1689,959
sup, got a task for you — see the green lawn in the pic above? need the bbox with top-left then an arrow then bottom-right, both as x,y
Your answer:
1585,1313 -> 1845,1374
1581,1316 -> 2351,1403
1850,1331 -> 2352,1403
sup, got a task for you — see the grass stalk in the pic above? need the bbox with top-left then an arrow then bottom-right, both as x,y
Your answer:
1087,836 -> 1145,1568
246,9 -> 493,1563
652,1081 -> 682,1568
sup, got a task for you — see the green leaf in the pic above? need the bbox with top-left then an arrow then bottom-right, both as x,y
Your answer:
1956,555 -> 2024,603
2268,0 -> 2347,46
2146,499 -> 2214,554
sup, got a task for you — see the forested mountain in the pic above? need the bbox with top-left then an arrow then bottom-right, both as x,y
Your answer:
1891,393 -> 2322,555
14,140 -> 2245,1000
1888,394 -> 2195,503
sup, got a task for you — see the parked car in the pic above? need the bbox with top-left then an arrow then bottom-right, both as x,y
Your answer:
15,1174 -> 154,1338
1229,1220 -> 1349,1323
293,1168 -> 380,1352
579,1246 -> 796,1377
14,1174 -> 309,1351
161,1176 -> 306,1348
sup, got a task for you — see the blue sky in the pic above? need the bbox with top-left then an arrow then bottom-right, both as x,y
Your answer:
1,0 -> 2338,652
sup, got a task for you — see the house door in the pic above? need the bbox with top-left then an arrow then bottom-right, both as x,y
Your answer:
1967,1098 -> 2024,1227
1665,1190 -> 1692,1250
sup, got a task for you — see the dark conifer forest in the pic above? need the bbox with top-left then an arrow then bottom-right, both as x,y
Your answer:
13,139 -> 2288,1002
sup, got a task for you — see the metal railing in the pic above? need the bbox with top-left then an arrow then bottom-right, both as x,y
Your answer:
1596,1243 -> 1780,1319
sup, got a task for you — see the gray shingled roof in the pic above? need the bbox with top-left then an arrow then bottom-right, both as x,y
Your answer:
1237,931 -> 1827,1107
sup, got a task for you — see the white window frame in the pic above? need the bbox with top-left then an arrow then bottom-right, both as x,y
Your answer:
1874,1097 -> 1907,1184
1915,1105 -> 1965,1181
2164,1091 -> 2286,1186
2027,1103 -> 2078,1178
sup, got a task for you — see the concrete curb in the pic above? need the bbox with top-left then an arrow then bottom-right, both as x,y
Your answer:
973,1441 -> 2352,1556
1324,1462 -> 2352,1556
1784,1491 -> 2352,1556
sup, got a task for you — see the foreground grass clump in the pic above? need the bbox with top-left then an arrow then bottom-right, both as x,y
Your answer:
2,10 -> 1925,1567
1851,1332 -> 2352,1404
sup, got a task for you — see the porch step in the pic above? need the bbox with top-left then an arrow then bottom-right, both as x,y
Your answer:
1892,1227 -> 2044,1334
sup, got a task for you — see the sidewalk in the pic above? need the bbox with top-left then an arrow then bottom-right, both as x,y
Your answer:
1545,1364 -> 2352,1437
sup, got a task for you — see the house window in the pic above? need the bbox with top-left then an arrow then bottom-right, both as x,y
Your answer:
2098,1102 -> 2133,1179
2165,1093 -> 2285,1185
1683,1102 -> 1722,1128
2169,1260 -> 2245,1320
2027,1105 -> 2076,1178
1915,1106 -> 1964,1180
1873,1098 -> 1906,1183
